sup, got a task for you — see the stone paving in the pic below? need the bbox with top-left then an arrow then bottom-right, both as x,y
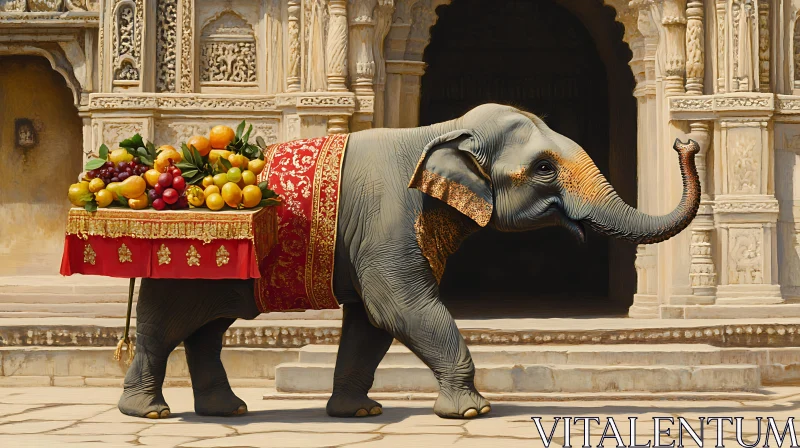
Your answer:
0,387 -> 798,447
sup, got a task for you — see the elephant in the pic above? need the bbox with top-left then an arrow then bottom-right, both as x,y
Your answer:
117,103 -> 700,420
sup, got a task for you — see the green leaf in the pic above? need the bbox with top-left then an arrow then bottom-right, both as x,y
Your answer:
115,194 -> 128,207
242,125 -> 252,144
258,181 -> 268,190
181,144 -> 194,165
84,200 -> 98,212
140,156 -> 154,167
256,136 -> 266,150
175,162 -> 197,172
137,147 -> 149,158
181,169 -> 199,179
84,158 -> 106,170
191,147 -> 204,165
257,198 -> 281,208
219,158 -> 232,170
99,144 -> 109,160
145,142 -> 157,157
188,172 -> 205,185
235,120 -> 246,139
119,134 -> 145,149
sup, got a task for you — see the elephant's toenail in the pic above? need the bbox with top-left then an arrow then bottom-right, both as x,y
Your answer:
236,405 -> 247,415
480,405 -> 491,415
354,409 -> 369,417
160,409 -> 170,418
463,409 -> 478,418
369,406 -> 382,416
145,411 -> 159,419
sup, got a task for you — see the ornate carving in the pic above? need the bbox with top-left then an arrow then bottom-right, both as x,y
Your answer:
326,0 -> 349,91
757,0 -> 769,92
732,0 -> 756,91
200,11 -> 257,85
728,228 -> 763,284
179,0 -> 193,92
118,243 -> 132,263
728,134 -> 759,194
715,96 -> 771,108
714,201 -> 779,213
286,0 -> 301,92
0,0 -> 26,11
777,97 -> 800,112
298,96 -> 355,107
690,228 -> 716,289
349,0 -> 378,95
670,97 -> 713,111
101,122 -> 140,147
154,122 -> 207,145
156,0 -> 177,92
661,0 -> 687,89
251,122 -> 279,144
157,244 -> 171,265
112,1 -> 141,82
89,96 -> 158,109
89,95 -> 277,111
27,0 -> 64,11
685,0 -> 704,94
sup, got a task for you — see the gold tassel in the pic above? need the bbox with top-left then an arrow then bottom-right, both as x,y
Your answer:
114,278 -> 136,365
113,338 -> 135,364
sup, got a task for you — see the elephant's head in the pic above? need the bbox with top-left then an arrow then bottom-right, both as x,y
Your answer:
409,103 -> 700,244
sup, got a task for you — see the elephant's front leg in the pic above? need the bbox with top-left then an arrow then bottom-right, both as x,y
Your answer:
360,266 -> 491,419
185,317 -> 247,416
118,323 -> 174,419
327,302 -> 394,418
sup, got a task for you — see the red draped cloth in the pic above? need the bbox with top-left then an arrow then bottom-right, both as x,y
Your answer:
255,134 -> 348,312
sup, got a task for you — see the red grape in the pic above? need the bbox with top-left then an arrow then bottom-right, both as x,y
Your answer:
147,189 -> 160,202
104,161 -> 114,168
154,183 -> 164,195
133,157 -> 141,164
172,176 -> 186,192
177,196 -> 189,209
110,177 -> 120,183
118,162 -> 128,169
158,173 -> 172,188
171,168 -> 181,177
162,188 -> 179,204
152,198 -> 166,210
118,172 -> 130,181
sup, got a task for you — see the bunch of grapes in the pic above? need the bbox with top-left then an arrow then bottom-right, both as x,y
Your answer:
149,164 -> 189,211
85,158 -> 149,184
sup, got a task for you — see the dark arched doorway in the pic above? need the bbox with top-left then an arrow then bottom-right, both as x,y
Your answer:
420,0 -> 637,318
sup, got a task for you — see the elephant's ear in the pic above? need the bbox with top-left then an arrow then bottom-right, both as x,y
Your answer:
408,129 -> 493,227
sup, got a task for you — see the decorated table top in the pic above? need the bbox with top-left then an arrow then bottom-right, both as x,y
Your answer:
60,207 -> 277,280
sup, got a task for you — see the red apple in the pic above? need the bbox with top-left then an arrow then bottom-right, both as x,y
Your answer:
162,188 -> 179,204
158,173 -> 173,188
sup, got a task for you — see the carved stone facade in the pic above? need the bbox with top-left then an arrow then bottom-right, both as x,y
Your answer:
3,0 -> 800,319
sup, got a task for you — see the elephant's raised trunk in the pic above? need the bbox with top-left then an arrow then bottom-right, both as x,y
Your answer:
564,139 -> 700,245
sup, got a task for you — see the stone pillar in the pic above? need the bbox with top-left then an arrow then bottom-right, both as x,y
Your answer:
349,0 -> 379,132
757,0 -> 769,92
687,121 -> 717,299
326,0 -> 349,92
714,100 -> 782,307
685,0 -> 704,95
286,0 -> 301,92
715,0 -> 727,93
384,60 -> 425,128
372,0 -> 395,128
177,0 -> 193,93
662,0 -> 687,95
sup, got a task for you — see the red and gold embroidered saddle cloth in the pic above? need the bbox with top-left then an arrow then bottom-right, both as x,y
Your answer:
255,134 -> 348,312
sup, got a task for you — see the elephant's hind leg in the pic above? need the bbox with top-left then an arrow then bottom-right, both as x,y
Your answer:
326,302 -> 393,418
185,317 -> 247,416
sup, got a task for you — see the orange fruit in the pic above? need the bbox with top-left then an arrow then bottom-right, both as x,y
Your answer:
247,158 -> 266,175
206,192 -> 224,211
95,189 -> 113,208
128,192 -> 149,210
227,153 -> 249,169
241,185 -> 262,208
187,135 -> 211,157
241,170 -> 257,186
203,185 -> 220,198
202,175 -> 214,188
209,125 -> 235,149
88,178 -> 105,193
221,182 -> 242,208
144,169 -> 161,187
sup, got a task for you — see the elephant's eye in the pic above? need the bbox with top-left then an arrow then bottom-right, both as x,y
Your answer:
535,161 -> 554,174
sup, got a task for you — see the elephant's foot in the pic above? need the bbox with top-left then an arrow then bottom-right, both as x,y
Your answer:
326,392 -> 383,418
193,383 -> 248,417
118,388 -> 171,419
433,386 -> 491,419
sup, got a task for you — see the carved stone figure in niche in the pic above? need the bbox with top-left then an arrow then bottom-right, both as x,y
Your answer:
15,119 -> 37,149
200,11 -> 257,85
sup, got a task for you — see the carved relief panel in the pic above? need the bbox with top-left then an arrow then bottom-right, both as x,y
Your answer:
155,120 -> 279,146
727,228 -> 764,284
111,0 -> 143,87
716,0 -> 767,93
719,122 -> 770,196
156,0 -> 178,92
198,10 -> 257,89
98,121 -> 144,148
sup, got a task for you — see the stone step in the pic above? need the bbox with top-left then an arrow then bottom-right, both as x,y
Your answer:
275,363 -> 761,393
297,343 -> 765,366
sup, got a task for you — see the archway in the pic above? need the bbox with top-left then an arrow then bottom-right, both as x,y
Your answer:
420,0 -> 637,318
0,55 -> 83,276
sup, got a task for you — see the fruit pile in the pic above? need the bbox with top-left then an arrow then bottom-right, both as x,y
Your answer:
68,121 -> 278,212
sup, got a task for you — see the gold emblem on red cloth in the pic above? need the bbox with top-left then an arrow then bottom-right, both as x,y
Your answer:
83,244 -> 96,265
157,244 -> 171,265
186,245 -> 200,267
216,245 -> 230,267
118,244 -> 132,263
254,134 -> 348,312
